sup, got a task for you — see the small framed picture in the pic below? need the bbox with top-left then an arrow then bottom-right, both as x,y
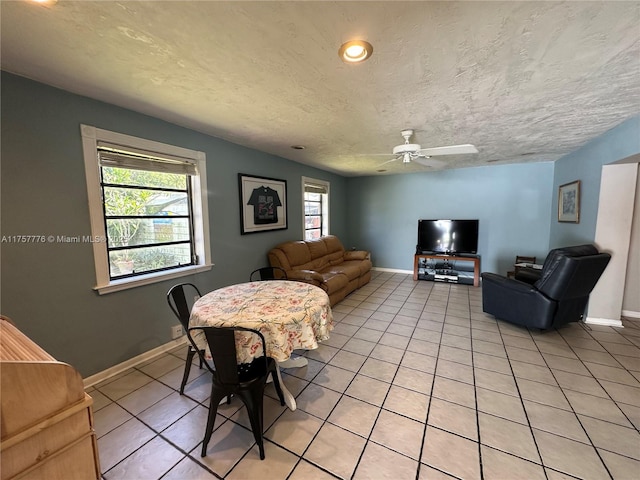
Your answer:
238,174 -> 288,234
558,180 -> 580,223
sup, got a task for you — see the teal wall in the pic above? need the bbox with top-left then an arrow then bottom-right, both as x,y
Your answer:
550,116 -> 640,247
0,72 -> 347,376
345,116 -> 640,275
345,162 -> 555,275
2,70 -> 638,378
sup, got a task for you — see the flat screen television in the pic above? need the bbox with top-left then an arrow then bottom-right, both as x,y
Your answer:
417,219 -> 479,254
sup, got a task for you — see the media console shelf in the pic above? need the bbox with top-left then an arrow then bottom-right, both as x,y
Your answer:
413,253 -> 481,287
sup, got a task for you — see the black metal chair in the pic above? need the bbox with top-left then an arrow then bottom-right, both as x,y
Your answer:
188,325 -> 285,460
249,266 -> 288,282
482,245 -> 611,330
167,283 -> 205,395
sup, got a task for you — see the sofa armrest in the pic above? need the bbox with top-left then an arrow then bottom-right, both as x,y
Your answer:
287,269 -> 324,285
344,250 -> 370,261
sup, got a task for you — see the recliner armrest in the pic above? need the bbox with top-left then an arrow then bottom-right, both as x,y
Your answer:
286,269 -> 324,285
344,250 -> 370,261
481,272 -> 538,294
481,272 -> 556,329
515,268 -> 542,285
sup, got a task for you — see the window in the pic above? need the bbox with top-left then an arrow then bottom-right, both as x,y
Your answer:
302,177 -> 329,240
82,125 -> 211,294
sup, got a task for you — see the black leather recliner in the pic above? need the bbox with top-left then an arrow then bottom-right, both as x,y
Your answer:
481,245 -> 611,330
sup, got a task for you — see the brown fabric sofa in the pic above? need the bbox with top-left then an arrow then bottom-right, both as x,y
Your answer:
268,235 -> 372,306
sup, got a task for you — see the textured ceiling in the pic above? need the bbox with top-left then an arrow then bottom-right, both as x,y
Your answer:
1,1 -> 639,176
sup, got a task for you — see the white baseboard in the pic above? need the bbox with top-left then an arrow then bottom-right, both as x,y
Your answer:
622,310 -> 640,319
83,337 -> 187,388
372,267 -> 414,274
585,317 -> 624,328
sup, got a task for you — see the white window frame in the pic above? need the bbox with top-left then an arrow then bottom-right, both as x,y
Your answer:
302,176 -> 330,240
81,124 -> 212,294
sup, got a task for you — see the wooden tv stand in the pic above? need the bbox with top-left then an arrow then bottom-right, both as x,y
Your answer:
413,253 -> 481,287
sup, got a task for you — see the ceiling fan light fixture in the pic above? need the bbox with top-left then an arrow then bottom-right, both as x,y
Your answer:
393,143 -> 421,155
338,40 -> 373,63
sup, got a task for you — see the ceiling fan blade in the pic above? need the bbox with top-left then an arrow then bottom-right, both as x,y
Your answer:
353,153 -> 397,157
412,156 -> 446,167
419,144 -> 478,156
376,156 -> 400,167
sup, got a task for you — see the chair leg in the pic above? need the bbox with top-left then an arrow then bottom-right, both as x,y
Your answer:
270,367 -> 285,407
201,386 -> 228,457
180,347 -> 196,395
198,349 -> 204,369
238,390 -> 266,460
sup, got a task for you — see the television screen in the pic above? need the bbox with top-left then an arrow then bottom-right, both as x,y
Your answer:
418,219 -> 479,254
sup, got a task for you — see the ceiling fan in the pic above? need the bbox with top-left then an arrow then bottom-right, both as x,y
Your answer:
378,129 -> 478,167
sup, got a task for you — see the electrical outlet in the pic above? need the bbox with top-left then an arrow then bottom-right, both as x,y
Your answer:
171,325 -> 183,339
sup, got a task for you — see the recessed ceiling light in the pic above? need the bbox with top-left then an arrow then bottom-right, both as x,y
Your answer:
338,40 -> 373,64
31,0 -> 58,5
290,145 -> 305,150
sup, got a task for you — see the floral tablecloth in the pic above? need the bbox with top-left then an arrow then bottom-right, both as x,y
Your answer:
189,281 -> 333,363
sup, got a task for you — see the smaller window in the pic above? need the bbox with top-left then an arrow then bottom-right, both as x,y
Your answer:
302,177 -> 329,240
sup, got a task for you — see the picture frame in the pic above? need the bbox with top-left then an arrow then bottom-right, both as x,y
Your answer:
558,180 -> 580,223
238,173 -> 288,234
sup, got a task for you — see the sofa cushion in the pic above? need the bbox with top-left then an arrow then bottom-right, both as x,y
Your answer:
323,235 -> 344,252
324,263 -> 361,281
307,238 -> 328,259
280,241 -> 311,268
341,259 -> 373,277
319,272 -> 349,292
305,239 -> 330,271
323,236 -> 346,266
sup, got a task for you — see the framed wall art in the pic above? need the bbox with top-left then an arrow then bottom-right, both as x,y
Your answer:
558,180 -> 580,223
238,173 -> 288,234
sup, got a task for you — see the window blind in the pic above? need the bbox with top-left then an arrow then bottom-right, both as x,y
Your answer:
304,183 -> 328,195
97,143 -> 197,176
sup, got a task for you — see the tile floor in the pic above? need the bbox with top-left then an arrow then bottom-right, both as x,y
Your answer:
89,271 -> 640,479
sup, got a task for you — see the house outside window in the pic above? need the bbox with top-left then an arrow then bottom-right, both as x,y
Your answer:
82,125 -> 211,294
302,177 -> 329,240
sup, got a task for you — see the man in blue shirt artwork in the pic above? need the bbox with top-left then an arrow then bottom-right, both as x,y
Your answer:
247,185 -> 282,224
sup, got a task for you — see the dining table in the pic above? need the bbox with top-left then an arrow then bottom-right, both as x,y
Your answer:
188,280 -> 334,410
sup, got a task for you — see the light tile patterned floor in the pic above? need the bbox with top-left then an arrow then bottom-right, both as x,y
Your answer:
90,272 -> 640,479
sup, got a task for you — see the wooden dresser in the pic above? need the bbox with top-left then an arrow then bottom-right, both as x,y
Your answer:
0,317 -> 101,479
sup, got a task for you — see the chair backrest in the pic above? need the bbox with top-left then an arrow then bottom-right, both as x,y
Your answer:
189,326 -> 268,385
535,246 -> 611,300
167,283 -> 202,329
250,266 -> 288,282
538,244 -> 598,273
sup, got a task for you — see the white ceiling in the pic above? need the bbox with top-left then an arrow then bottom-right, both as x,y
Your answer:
2,1 -> 639,176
